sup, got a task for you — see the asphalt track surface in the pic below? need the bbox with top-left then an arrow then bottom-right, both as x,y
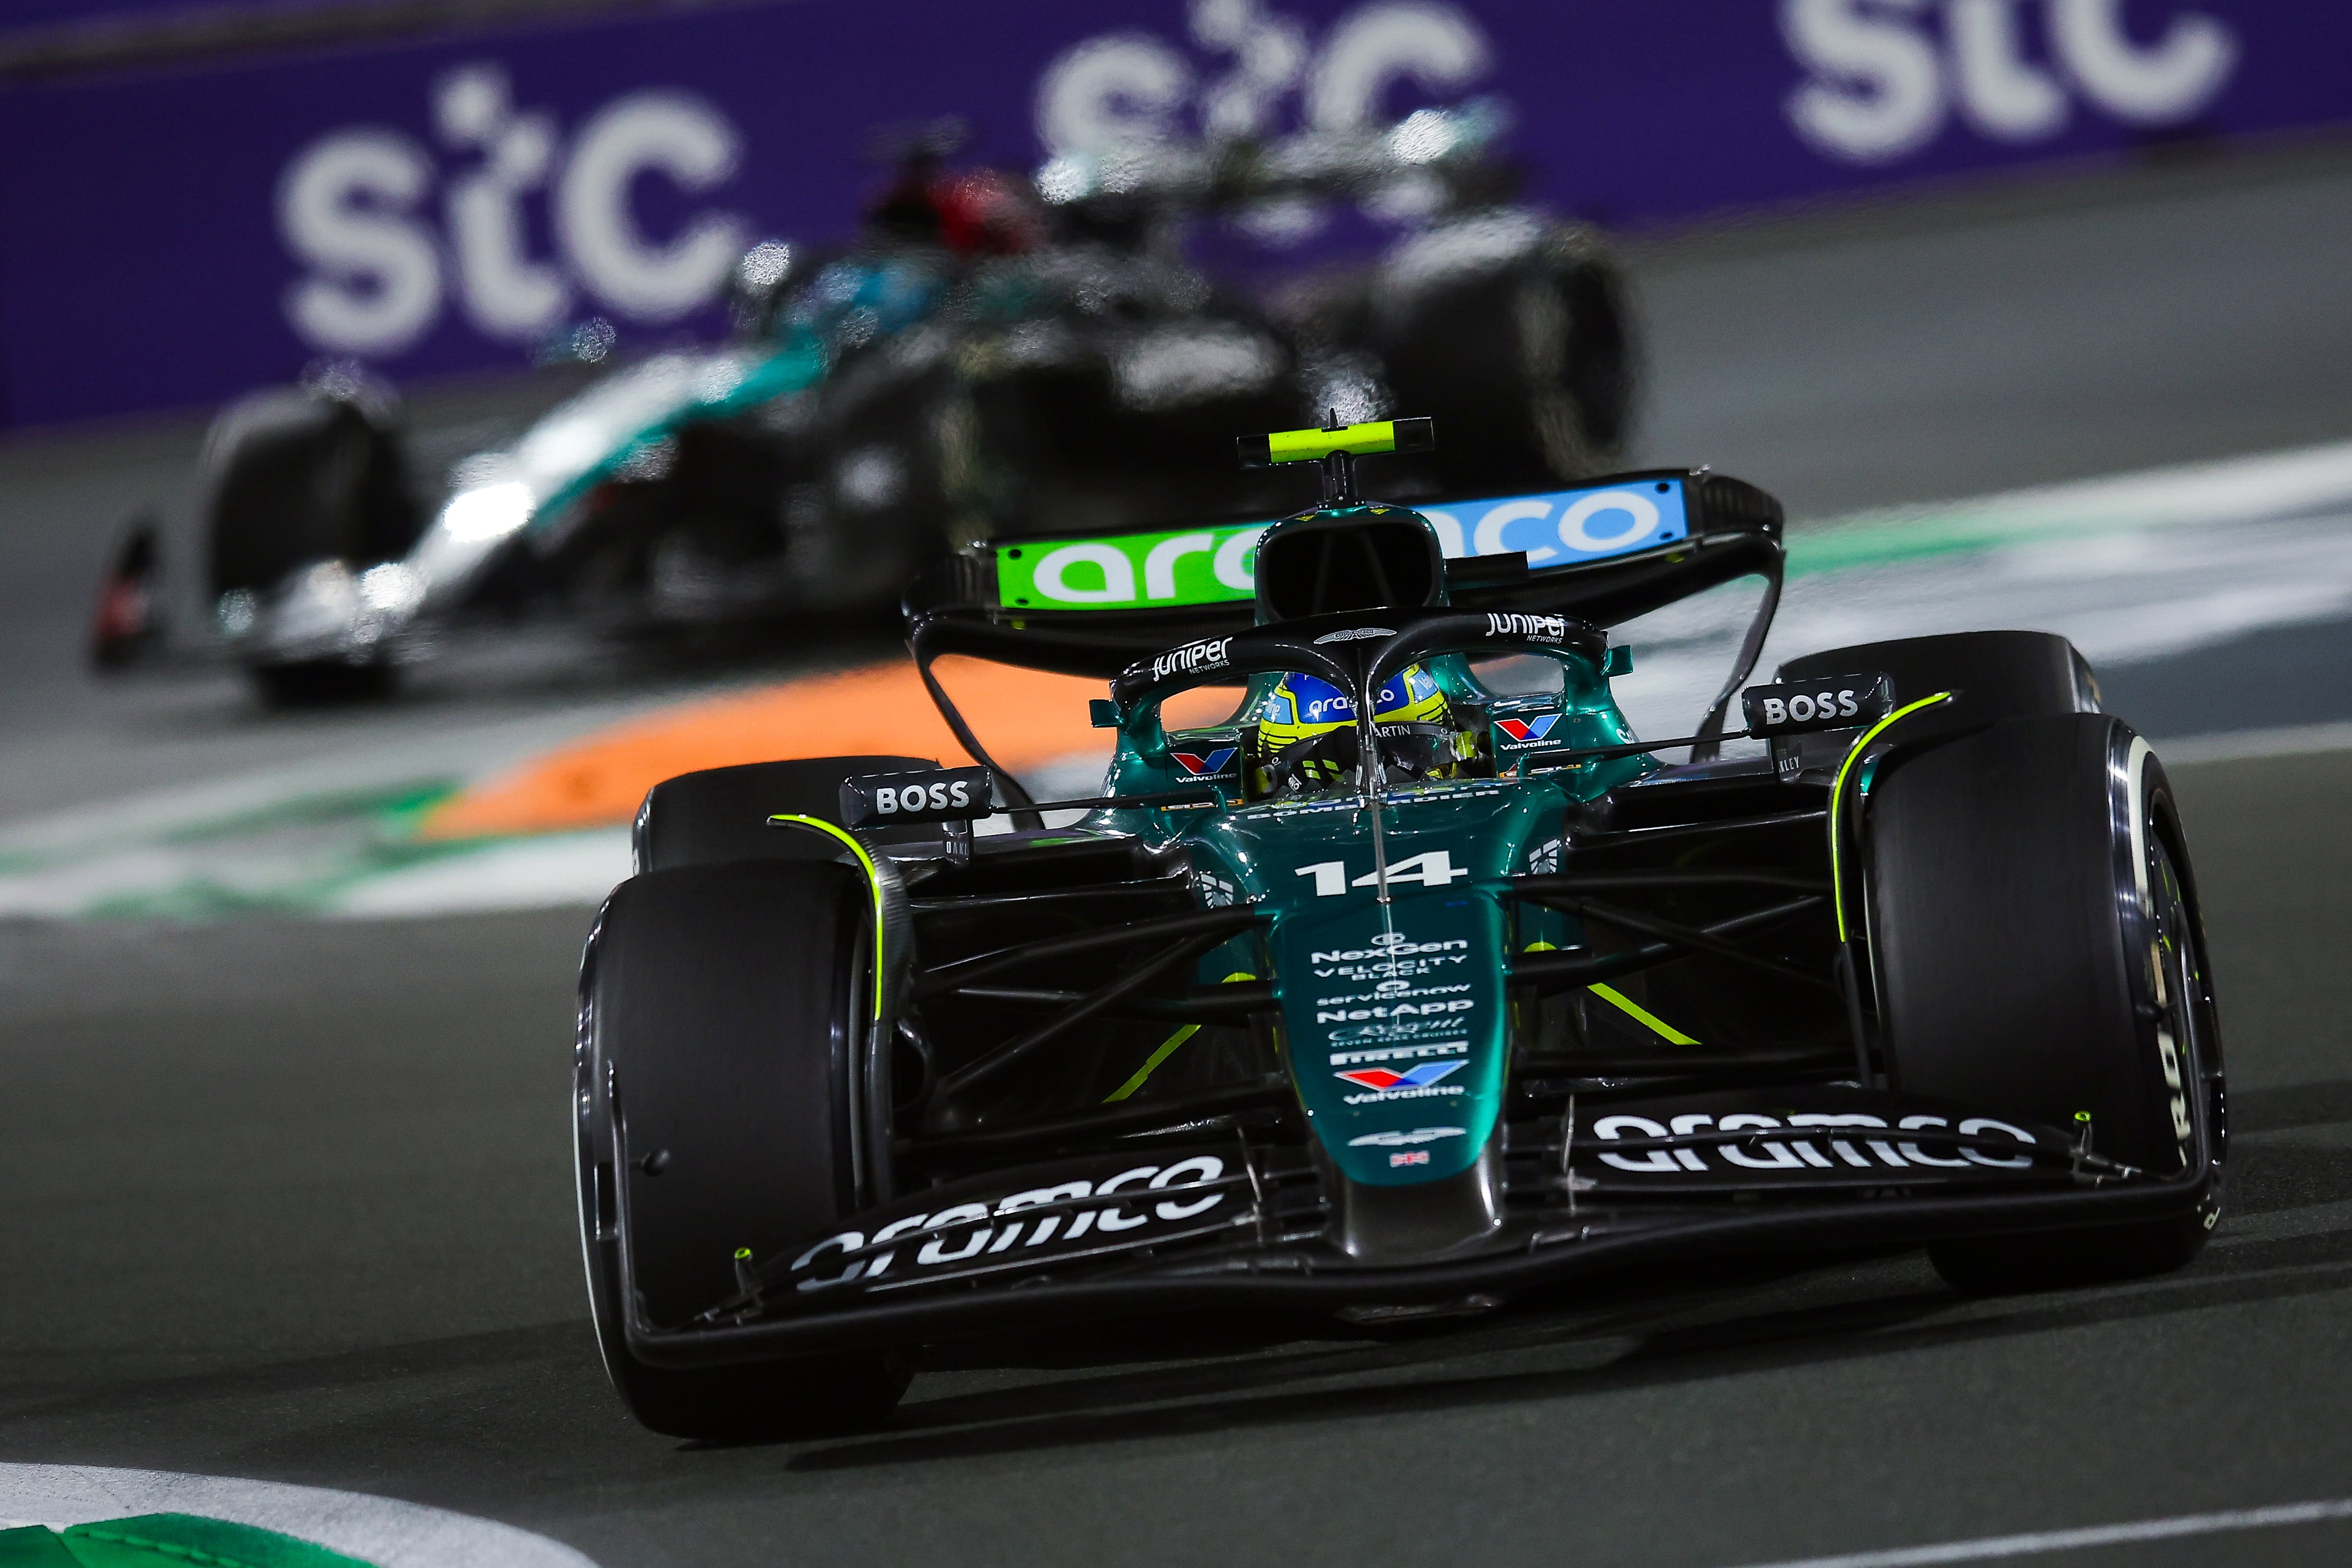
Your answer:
8,145 -> 2352,1566
5,749 -> 2351,1568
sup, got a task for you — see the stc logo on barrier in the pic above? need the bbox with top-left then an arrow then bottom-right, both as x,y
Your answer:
1036,0 -> 1490,242
1783,0 -> 2239,165
1040,0 -> 1491,150
279,63 -> 747,356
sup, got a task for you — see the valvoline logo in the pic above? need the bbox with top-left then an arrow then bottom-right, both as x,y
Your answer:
1334,1062 -> 1464,1092
1493,714 -> 1559,745
1171,747 -> 1238,777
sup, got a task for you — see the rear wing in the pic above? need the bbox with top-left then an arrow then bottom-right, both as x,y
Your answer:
905,469 -> 1784,681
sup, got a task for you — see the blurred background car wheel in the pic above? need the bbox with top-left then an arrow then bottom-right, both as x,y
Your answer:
1376,233 -> 1634,493
204,382 -> 421,610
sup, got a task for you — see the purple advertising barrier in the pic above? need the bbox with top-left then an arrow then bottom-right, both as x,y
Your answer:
0,0 -> 2345,428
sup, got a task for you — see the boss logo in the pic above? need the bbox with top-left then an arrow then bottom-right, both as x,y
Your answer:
1742,673 -> 1893,737
839,766 -> 995,828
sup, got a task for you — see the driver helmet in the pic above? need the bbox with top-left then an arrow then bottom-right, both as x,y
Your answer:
1258,664 -> 1450,784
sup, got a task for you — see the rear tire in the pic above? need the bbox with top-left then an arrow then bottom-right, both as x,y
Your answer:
1774,629 -> 2101,773
576,862 -> 910,1439
1378,241 -> 1633,490
1867,715 -> 2226,1293
633,755 -> 937,872
1779,629 -> 2099,720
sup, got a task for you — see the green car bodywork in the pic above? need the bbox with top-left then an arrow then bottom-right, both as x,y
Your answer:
1070,505 -> 1661,1189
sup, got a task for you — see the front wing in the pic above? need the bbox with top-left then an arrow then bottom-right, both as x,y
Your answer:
612,1083 -> 2212,1365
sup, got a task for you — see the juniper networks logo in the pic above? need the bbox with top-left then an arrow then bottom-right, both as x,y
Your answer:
278,63 -> 748,356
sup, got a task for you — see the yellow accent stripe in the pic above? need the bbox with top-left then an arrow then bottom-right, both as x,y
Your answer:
1103,972 -> 1257,1102
1828,691 -> 1955,942
768,815 -> 886,1020
1587,982 -> 1700,1045
1267,421 -> 1399,462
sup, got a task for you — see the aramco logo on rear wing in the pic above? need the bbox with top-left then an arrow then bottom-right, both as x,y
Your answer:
999,481 -> 1690,611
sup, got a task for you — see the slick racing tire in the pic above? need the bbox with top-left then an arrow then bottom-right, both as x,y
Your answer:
204,386 -> 421,709
1379,249 -> 1632,490
1867,714 -> 2226,1293
1778,630 -> 2100,722
205,388 -> 419,601
577,861 -> 911,1440
1772,630 -> 2101,774
634,756 -> 937,872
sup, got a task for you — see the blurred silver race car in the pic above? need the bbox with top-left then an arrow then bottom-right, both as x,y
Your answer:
92,107 -> 1634,703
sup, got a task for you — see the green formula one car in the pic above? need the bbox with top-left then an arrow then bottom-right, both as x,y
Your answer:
574,419 -> 2227,1439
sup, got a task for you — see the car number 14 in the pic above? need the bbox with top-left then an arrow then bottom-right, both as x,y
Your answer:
1295,852 -> 1470,897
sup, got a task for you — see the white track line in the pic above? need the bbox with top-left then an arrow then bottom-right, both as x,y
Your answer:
1724,1496 -> 2352,1568
1801,436 -> 2352,542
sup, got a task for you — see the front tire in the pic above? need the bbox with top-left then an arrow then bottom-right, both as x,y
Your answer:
1868,715 -> 2226,1292
576,861 -> 909,1439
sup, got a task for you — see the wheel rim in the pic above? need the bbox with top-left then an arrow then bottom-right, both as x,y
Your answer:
2149,834 -> 2227,1224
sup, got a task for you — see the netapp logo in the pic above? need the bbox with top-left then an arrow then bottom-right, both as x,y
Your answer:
1316,998 -> 1476,1025
1152,636 -> 1233,681
1485,612 -> 1567,642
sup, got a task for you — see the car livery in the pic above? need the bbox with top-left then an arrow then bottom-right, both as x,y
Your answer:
574,428 -> 2228,1441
